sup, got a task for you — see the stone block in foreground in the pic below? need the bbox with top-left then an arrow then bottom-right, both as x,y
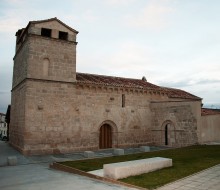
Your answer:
84,151 -> 95,158
140,146 -> 150,152
7,156 -> 17,166
104,157 -> 172,179
113,148 -> 124,156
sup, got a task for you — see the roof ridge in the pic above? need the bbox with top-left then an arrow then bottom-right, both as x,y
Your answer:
77,72 -> 153,82
29,17 -> 79,33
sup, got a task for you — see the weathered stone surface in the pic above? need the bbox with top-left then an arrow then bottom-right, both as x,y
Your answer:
140,146 -> 150,152
201,114 -> 220,143
84,151 -> 95,158
7,156 -> 17,166
113,149 -> 124,156
104,157 -> 172,180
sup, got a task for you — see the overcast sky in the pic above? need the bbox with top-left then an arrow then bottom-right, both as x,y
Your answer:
0,0 -> 220,113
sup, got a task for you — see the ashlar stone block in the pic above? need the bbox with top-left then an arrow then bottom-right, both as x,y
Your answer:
84,151 -> 95,158
104,157 -> 172,179
7,156 -> 17,166
113,148 -> 124,156
140,146 -> 150,152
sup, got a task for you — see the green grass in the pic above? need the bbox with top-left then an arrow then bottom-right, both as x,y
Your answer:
60,145 -> 220,189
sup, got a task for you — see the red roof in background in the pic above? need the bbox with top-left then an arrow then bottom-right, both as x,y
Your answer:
201,108 -> 220,116
76,72 -> 201,100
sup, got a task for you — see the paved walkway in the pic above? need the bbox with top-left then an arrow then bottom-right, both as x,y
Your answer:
0,141 -> 168,166
157,164 -> 220,190
1,141 -> 220,190
0,141 -> 137,190
0,163 -> 136,190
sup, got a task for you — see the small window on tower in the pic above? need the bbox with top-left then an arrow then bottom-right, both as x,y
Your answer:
41,28 -> 52,38
59,31 -> 68,40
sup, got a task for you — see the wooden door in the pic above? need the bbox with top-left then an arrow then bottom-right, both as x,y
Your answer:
99,124 -> 112,149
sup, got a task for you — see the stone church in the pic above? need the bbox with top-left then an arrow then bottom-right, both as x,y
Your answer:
10,18 -> 220,155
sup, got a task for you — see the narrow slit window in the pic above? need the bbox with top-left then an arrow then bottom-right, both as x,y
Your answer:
41,28 -> 52,38
59,31 -> 68,40
122,94 -> 125,107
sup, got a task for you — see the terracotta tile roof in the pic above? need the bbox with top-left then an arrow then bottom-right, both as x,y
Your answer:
201,108 -> 220,116
76,72 -> 159,89
16,17 -> 78,41
30,17 -> 79,34
76,72 -> 201,100
161,87 -> 201,100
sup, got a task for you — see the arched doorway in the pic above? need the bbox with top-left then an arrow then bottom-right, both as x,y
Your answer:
165,124 -> 168,145
99,124 -> 112,149
162,121 -> 176,146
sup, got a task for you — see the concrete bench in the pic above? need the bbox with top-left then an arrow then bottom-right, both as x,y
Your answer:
104,157 -> 172,179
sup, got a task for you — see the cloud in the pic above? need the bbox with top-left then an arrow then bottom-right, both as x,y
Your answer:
105,0 -> 137,6
0,17 -> 23,33
81,10 -> 99,23
124,0 -> 175,29
159,77 -> 220,88
77,41 -> 157,77
158,77 -> 220,104
0,91 -> 9,94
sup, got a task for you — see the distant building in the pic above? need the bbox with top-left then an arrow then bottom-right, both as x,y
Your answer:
0,113 -> 7,140
10,18 -> 220,155
5,105 -> 11,140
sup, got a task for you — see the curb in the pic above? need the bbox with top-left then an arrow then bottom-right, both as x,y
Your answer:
50,162 -> 147,190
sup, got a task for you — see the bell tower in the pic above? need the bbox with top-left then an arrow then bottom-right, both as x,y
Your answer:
13,17 -> 78,88
10,18 -> 78,154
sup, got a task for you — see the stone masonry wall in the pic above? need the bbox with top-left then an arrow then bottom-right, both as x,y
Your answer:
23,80 -> 76,154
10,82 -> 26,152
201,114 -> 220,143
27,35 -> 76,82
31,21 -> 77,42
150,101 -> 201,147
12,40 -> 29,88
12,75 -> 202,155
21,80 -> 170,155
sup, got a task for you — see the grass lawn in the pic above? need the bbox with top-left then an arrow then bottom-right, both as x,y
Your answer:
60,145 -> 220,189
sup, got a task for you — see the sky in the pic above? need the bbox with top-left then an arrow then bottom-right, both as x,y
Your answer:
0,0 -> 220,113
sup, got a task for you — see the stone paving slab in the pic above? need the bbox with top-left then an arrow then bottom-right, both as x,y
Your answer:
1,141 -> 220,190
0,141 -> 169,166
156,164 -> 220,190
0,163 -> 137,190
